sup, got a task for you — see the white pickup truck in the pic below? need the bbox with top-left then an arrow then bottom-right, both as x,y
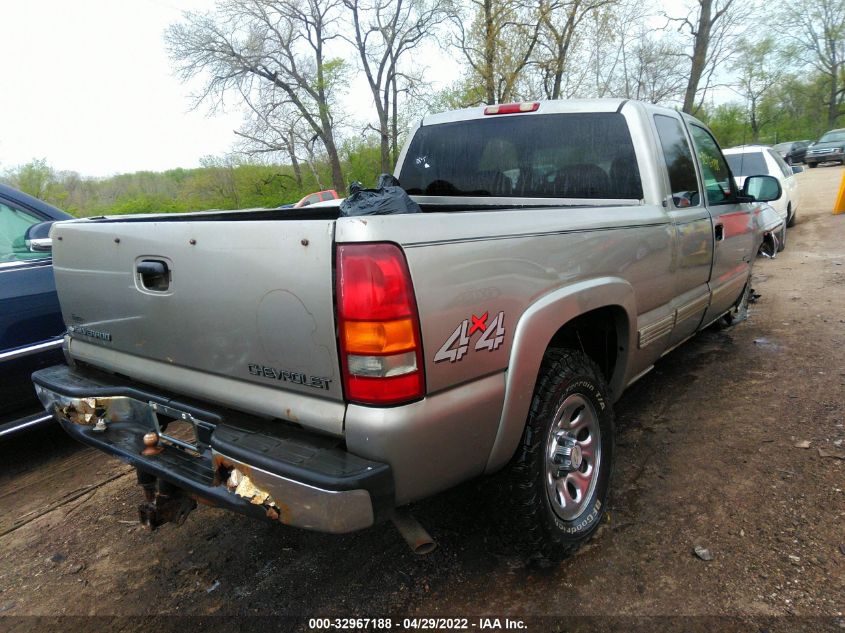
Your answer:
33,99 -> 782,562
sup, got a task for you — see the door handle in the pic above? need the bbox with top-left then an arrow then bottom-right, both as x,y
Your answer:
714,223 -> 725,241
137,259 -> 170,291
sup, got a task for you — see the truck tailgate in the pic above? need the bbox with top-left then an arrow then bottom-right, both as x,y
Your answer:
51,216 -> 345,434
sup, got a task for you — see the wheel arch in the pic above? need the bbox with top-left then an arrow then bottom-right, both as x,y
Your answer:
484,277 -> 636,473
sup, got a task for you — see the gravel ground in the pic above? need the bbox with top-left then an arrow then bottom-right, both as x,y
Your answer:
1,166 -> 843,632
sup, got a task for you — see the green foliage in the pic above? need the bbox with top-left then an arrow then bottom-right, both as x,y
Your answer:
701,103 -> 750,148
342,137 -> 383,188
109,195 -> 188,216
699,71 -> 844,148
5,158 -> 63,203
0,142 -> 389,217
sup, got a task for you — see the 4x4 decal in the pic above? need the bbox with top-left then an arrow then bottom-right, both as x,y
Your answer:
434,311 -> 506,363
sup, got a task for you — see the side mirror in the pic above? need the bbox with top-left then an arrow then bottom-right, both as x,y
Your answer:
24,221 -> 55,253
741,175 -> 782,202
792,165 -> 804,174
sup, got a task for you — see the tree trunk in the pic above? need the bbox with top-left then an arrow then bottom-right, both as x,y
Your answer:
829,60 -> 840,127
391,74 -> 399,166
380,91 -> 391,173
683,0 -> 712,114
323,132 -> 346,194
484,0 -> 496,103
287,130 -> 303,188
750,95 -> 759,142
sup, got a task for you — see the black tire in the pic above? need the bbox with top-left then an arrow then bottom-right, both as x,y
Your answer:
787,203 -> 797,228
777,223 -> 787,252
507,349 -> 614,564
808,162 -> 818,168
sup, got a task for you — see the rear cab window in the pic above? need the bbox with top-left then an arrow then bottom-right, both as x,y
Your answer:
398,113 -> 643,200
654,114 -> 700,208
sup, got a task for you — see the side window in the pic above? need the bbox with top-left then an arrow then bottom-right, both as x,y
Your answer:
689,125 -> 736,205
299,194 -> 321,207
654,115 -> 700,208
320,191 -> 334,201
0,202 -> 50,263
767,149 -> 792,178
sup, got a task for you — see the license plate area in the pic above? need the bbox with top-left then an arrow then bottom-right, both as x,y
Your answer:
149,402 -> 211,454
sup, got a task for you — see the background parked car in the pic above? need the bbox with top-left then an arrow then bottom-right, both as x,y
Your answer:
724,145 -> 802,244
772,140 -> 812,165
0,184 -> 70,438
294,189 -> 339,208
278,190 -> 340,209
804,129 -> 845,168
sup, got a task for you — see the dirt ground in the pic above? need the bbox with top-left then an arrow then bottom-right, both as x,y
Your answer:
1,167 -> 843,632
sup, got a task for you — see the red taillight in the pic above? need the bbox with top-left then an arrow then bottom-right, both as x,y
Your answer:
337,243 -> 425,405
484,102 -> 540,115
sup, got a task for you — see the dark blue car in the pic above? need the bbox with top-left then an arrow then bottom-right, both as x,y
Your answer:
0,184 -> 72,437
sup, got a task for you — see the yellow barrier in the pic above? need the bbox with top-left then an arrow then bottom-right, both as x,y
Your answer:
835,168 -> 845,214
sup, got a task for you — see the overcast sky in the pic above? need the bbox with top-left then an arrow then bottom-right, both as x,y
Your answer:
2,1 -> 710,178
0,0 -> 463,178
0,1 -> 248,176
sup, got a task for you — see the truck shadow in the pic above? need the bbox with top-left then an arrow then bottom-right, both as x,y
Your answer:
156,330 -> 741,616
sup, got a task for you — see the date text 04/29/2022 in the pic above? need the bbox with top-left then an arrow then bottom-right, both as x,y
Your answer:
307,617 -> 527,630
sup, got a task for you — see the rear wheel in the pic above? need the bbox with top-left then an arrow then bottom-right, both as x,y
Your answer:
508,349 -> 614,564
777,223 -> 787,252
786,203 -> 797,228
808,162 -> 818,168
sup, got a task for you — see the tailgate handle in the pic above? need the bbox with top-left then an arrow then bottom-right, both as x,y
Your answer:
137,259 -> 170,291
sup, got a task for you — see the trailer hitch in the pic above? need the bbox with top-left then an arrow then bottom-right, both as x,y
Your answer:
136,470 -> 197,530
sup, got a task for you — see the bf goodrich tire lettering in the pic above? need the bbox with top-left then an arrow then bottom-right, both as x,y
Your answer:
508,349 -> 614,563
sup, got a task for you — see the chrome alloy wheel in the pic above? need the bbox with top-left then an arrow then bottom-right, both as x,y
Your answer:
544,393 -> 602,521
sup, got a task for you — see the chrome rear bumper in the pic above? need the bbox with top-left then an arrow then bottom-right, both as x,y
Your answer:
32,364 -> 392,534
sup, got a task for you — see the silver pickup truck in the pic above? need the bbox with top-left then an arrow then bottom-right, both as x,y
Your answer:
33,99 -> 781,562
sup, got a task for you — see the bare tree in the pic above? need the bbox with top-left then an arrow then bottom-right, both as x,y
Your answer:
779,0 -> 845,127
344,0 -> 449,172
667,0 -> 748,114
451,0 -> 545,105
619,34 -> 688,104
533,0 -> 618,100
535,0 -> 685,104
166,0 -> 348,192
233,85 -> 308,187
577,0 -> 641,99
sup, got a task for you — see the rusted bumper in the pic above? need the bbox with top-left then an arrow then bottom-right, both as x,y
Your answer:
32,364 -> 393,534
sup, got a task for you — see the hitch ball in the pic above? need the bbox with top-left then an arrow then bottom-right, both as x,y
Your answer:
141,432 -> 164,456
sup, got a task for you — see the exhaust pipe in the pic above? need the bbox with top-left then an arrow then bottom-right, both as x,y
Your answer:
391,509 -> 437,555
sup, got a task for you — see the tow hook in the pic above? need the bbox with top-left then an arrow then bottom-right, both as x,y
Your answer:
136,471 -> 196,530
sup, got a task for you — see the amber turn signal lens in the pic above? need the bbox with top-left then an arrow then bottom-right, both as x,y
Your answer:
343,318 -> 416,355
